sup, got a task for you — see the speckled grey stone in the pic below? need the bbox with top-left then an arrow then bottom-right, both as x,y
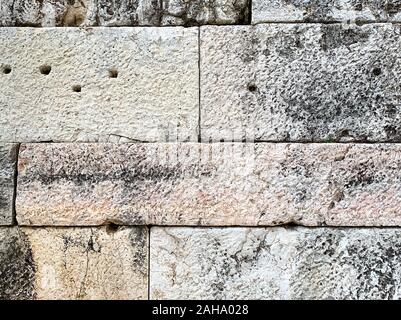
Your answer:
16,143 -> 401,226
0,144 -> 17,225
252,0 -> 401,23
151,227 -> 401,299
201,24 -> 401,142
0,226 -> 148,300
0,0 -> 249,26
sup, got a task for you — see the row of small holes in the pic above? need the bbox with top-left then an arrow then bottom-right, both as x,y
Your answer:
2,65 -> 118,92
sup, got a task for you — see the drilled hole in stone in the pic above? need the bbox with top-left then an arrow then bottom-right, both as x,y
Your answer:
108,68 -> 118,78
2,65 -> 11,74
372,67 -> 382,76
39,65 -> 51,75
72,85 -> 81,92
106,223 -> 119,234
247,83 -> 257,92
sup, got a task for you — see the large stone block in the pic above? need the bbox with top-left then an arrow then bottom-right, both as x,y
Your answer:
201,24 -> 401,142
16,143 -> 401,226
150,227 -> 401,299
252,0 -> 401,24
0,0 -> 249,26
0,226 -> 148,300
0,144 -> 17,225
0,27 -> 198,142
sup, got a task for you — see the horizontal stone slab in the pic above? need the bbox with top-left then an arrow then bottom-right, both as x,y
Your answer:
150,227 -> 401,299
252,0 -> 401,23
200,24 -> 401,142
0,0 -> 249,26
0,27 -> 198,143
0,144 -> 17,225
0,226 -> 148,299
16,143 -> 401,226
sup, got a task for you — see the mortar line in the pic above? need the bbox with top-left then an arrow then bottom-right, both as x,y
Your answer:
198,27 -> 201,143
148,226 -> 151,300
11,143 -> 20,226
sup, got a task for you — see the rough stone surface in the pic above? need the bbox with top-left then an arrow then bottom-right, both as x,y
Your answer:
151,227 -> 401,299
0,226 -> 148,300
0,27 -> 198,143
0,0 -> 249,26
16,143 -> 401,226
0,228 -> 36,299
0,144 -> 17,225
201,24 -> 401,142
252,0 -> 401,23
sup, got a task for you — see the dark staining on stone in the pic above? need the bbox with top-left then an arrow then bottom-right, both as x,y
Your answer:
346,236 -> 401,299
28,148 -> 213,194
384,125 -> 399,138
0,230 -> 36,300
344,162 -> 377,189
199,233 -> 268,298
128,228 -> 147,272
320,25 -> 370,51
270,24 -> 401,142
62,231 -> 101,254
293,230 -> 401,299
282,0 -> 401,21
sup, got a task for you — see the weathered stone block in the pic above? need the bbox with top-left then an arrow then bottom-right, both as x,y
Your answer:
16,143 -> 401,226
252,0 -> 401,24
0,27 -> 198,142
201,24 -> 401,142
150,227 -> 401,299
0,0 -> 249,26
0,144 -> 17,225
0,226 -> 148,300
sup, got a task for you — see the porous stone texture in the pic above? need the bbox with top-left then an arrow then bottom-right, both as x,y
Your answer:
0,27 -> 198,143
16,143 -> 401,226
252,0 -> 401,23
0,226 -> 148,300
201,24 -> 401,142
0,0 -> 249,26
150,227 -> 401,299
0,144 -> 17,225
0,228 -> 36,299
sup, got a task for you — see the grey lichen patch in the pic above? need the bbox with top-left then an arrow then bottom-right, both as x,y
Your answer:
150,227 -> 401,299
252,0 -> 401,23
0,228 -> 36,300
0,0 -> 249,26
291,229 -> 401,299
201,24 -> 401,142
0,144 -> 18,225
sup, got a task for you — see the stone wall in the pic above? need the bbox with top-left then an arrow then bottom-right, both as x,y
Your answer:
1,0 -> 401,299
